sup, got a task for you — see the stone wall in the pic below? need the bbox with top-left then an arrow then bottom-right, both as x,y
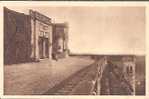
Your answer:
4,7 -> 32,64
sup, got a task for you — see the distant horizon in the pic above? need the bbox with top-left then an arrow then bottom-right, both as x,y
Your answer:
69,52 -> 145,56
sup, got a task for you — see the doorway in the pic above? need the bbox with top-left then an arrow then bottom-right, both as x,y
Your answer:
45,38 -> 49,58
38,37 -> 44,59
38,37 -> 49,59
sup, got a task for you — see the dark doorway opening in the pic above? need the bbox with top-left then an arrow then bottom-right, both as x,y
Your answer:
38,37 -> 49,59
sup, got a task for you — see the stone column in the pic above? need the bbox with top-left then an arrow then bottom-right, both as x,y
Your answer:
30,18 -> 35,60
43,38 -> 45,58
35,20 -> 40,61
48,25 -> 52,59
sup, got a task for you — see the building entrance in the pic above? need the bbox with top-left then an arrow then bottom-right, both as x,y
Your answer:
45,38 -> 49,58
38,37 -> 49,59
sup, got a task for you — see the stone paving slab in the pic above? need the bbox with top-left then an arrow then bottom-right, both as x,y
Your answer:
4,56 -> 94,95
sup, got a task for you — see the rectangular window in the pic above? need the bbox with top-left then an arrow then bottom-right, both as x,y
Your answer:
39,31 -> 44,37
44,32 -> 49,38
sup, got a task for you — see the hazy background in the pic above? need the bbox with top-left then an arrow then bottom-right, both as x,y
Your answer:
5,6 -> 145,55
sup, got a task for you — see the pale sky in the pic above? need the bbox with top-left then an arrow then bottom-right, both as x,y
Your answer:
6,6 -> 145,55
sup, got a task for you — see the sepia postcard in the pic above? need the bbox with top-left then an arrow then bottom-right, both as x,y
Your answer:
0,1 -> 149,99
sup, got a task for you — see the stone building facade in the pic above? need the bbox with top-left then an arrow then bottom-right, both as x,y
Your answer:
4,7 -> 32,64
52,23 -> 69,59
4,7 -> 69,64
29,10 -> 53,61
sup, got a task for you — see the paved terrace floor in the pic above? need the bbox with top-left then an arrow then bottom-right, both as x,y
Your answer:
4,56 -> 94,95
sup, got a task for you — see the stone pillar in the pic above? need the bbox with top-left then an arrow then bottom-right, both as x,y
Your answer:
30,18 -> 35,60
48,25 -> 52,59
132,62 -> 136,95
43,39 -> 46,58
35,20 -> 40,61
64,27 -> 69,58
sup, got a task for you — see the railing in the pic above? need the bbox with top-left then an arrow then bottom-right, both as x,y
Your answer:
89,58 -> 134,95
89,57 -> 107,95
